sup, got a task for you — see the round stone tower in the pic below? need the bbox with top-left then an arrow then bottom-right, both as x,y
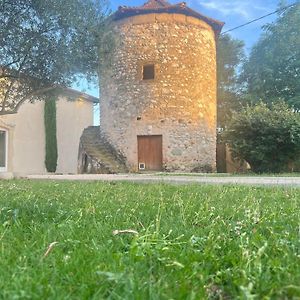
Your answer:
100,0 -> 224,172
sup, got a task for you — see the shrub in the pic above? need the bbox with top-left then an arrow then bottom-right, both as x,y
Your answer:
223,102 -> 300,173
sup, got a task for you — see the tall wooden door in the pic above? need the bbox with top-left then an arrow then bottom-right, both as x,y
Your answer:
138,135 -> 162,171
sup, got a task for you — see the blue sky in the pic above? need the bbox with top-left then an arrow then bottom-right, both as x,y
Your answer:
77,0 -> 295,122
109,0 -> 294,50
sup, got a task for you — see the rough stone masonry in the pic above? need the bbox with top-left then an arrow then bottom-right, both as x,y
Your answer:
99,0 -> 224,172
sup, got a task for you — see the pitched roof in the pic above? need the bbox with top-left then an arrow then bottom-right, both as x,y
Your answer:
1,66 -> 99,104
142,0 -> 171,8
113,0 -> 224,35
61,87 -> 99,103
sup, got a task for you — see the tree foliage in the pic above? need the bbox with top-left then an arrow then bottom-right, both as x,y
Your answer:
217,34 -> 245,128
0,0 -> 110,115
223,102 -> 300,173
241,2 -> 300,108
44,97 -> 58,173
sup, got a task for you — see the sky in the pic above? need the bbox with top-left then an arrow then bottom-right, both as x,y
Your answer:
109,0 -> 295,50
76,0 -> 295,123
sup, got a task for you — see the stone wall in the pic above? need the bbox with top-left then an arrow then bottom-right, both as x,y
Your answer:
100,13 -> 217,172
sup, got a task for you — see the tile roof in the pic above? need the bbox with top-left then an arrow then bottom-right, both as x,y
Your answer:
113,0 -> 224,35
61,87 -> 99,103
142,0 -> 171,9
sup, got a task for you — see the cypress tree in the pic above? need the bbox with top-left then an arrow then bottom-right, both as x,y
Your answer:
44,98 -> 58,172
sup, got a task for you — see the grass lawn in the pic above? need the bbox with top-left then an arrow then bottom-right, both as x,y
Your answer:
0,180 -> 299,299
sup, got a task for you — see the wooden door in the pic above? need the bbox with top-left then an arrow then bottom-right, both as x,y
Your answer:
138,135 -> 162,171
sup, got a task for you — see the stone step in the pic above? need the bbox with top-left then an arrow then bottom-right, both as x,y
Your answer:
78,126 -> 128,174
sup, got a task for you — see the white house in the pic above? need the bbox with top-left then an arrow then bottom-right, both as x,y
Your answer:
0,88 -> 97,178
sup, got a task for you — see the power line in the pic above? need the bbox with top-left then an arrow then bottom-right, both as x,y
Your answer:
221,2 -> 298,35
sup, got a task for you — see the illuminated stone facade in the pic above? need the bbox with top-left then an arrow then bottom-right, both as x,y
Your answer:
100,0 -> 223,172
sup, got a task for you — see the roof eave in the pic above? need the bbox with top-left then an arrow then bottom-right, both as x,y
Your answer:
112,7 -> 224,35
59,87 -> 99,103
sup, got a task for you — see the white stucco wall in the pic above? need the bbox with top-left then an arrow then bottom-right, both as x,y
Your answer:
56,97 -> 94,174
0,96 -> 94,176
0,100 -> 45,175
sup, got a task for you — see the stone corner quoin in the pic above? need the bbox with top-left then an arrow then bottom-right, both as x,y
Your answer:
99,1 -> 223,173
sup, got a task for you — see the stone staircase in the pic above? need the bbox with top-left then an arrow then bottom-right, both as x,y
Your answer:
78,126 -> 128,174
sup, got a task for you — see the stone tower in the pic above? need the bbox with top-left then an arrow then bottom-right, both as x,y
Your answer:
99,0 -> 224,172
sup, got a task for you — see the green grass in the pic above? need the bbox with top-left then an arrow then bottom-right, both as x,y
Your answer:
0,180 -> 299,299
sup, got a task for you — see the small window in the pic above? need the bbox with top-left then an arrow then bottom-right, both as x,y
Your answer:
143,64 -> 155,80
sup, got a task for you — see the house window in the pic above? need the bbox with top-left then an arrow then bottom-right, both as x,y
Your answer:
143,64 -> 155,80
0,129 -> 7,172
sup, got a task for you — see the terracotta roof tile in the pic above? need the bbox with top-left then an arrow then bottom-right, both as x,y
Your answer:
113,1 -> 224,35
142,0 -> 171,9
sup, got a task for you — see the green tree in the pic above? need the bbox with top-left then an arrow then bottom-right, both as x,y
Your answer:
217,34 -> 245,128
241,2 -> 300,108
0,0 -> 110,115
223,101 -> 300,173
44,97 -> 58,173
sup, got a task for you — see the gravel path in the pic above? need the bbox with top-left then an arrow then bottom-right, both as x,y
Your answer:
25,174 -> 300,187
